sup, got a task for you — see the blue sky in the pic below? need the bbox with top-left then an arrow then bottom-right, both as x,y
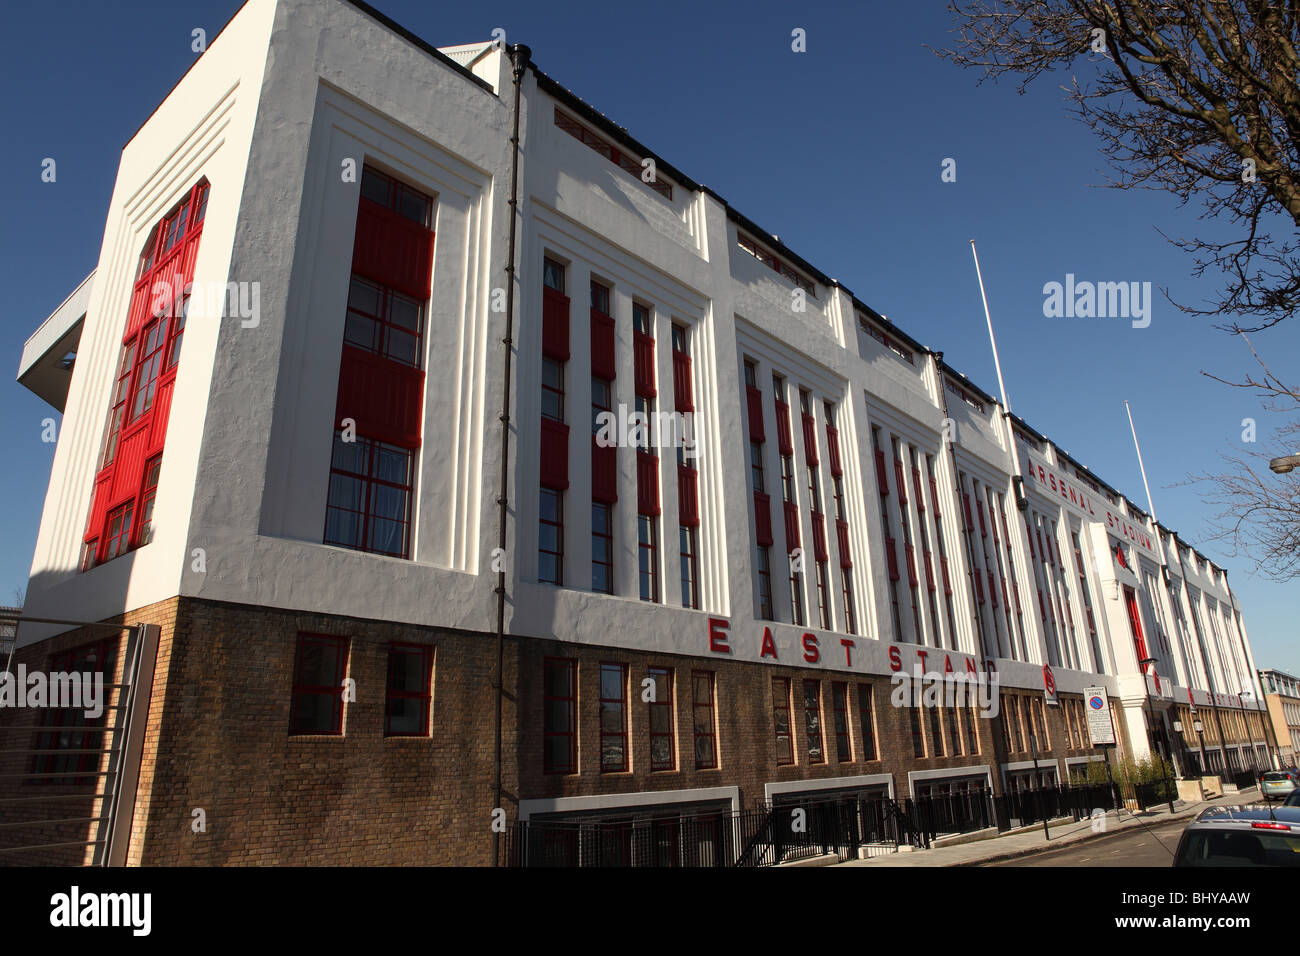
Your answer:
1,0 -> 1295,672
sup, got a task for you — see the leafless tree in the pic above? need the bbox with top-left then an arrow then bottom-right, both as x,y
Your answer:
1192,335 -> 1300,580
939,1 -> 1300,333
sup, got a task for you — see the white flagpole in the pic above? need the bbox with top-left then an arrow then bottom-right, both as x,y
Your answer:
970,241 -> 1027,507
1124,399 -> 1159,525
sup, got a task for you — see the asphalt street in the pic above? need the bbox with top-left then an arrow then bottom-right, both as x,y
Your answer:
982,818 -> 1188,866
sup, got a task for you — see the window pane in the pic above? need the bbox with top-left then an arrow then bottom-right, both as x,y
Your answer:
348,278 -> 382,315
344,311 -> 380,352
389,294 -> 422,331
386,697 -> 422,735
361,167 -> 391,206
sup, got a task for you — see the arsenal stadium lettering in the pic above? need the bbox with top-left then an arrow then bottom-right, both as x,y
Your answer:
1022,453 -> 1156,557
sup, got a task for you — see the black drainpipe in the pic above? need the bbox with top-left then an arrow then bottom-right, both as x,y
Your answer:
493,42 -> 530,868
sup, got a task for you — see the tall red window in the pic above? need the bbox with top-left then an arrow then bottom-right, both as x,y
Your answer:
323,436 -> 414,558
638,514 -> 659,602
692,671 -> 718,769
32,638 -> 119,785
858,685 -> 877,760
599,662 -> 629,772
84,179 -> 209,567
137,456 -> 161,546
592,501 -> 614,594
539,489 -> 564,585
832,682 -> 852,762
803,679 -> 824,764
772,677 -> 794,765
648,667 -> 675,771
540,257 -> 569,580
327,166 -> 434,559
543,658 -> 578,774
385,643 -> 434,736
289,633 -> 350,735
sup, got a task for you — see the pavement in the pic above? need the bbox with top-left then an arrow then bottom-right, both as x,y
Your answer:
835,786 -> 1262,867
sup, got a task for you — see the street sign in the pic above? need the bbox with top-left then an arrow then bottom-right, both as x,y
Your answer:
1084,685 -> 1116,746
1043,663 -> 1058,706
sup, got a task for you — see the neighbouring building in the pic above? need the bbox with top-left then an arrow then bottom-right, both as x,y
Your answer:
7,0 -> 1273,866
1260,668 -> 1300,767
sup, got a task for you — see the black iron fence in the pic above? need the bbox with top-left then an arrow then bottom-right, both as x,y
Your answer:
502,775 -> 1197,867
1226,768 -> 1259,792
506,794 -> 907,868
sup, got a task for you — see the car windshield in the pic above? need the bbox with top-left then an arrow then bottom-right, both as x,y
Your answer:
1178,828 -> 1300,866
1263,773 -> 1291,781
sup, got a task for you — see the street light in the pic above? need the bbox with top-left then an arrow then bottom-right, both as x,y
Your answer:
1270,454 -> 1300,474
1193,716 -> 1209,786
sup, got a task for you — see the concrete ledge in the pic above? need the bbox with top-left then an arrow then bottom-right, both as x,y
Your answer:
778,853 -> 841,867
932,826 -> 999,848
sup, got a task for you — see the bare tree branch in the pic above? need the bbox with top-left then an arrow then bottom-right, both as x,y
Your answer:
937,0 -> 1300,332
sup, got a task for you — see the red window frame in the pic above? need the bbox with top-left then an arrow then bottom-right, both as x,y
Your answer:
137,455 -> 161,547
946,706 -> 962,756
966,704 -> 981,754
359,164 -> 433,227
323,433 -> 415,559
289,633 -> 350,735
539,488 -> 564,585
592,501 -> 614,594
384,643 -> 434,737
543,657 -> 578,774
102,502 -> 134,562
86,179 -> 209,569
128,319 -> 166,422
554,107 -> 673,201
831,681 -> 852,762
928,704 -> 945,756
638,514 -> 659,603
343,276 -> 427,368
31,638 -> 120,785
757,546 -> 774,620
803,679 -> 825,764
858,684 -> 877,760
679,524 -> 699,610
541,356 -> 565,422
648,667 -> 675,771
910,706 -> 925,757
599,662 -> 629,772
772,677 -> 794,765
691,670 -> 718,769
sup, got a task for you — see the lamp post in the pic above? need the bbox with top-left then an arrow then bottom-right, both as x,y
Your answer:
1269,454 -> 1300,474
1194,715 -> 1209,797
1028,731 -> 1050,840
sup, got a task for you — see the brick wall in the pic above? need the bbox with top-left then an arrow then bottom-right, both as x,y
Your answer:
0,595 -> 1157,866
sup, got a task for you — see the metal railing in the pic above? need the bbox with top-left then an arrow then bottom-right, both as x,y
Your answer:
0,618 -> 157,867
506,793 -> 904,867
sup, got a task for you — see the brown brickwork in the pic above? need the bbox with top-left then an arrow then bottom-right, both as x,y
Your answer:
0,595 -> 1192,867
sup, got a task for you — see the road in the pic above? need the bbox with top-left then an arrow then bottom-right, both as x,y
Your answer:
982,818 -> 1188,866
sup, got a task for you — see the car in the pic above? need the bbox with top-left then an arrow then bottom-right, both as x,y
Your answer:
1262,770 -> 1300,801
1173,805 -> 1300,866
1283,788 -> 1300,808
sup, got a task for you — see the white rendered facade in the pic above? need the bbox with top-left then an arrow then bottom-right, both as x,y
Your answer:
17,0 -> 1271,789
